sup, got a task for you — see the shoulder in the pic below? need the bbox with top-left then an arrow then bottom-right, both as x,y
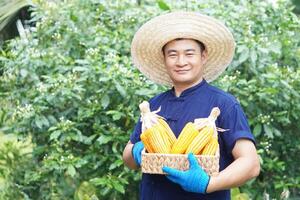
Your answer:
203,83 -> 241,115
203,84 -> 250,125
206,84 -> 238,104
206,84 -> 239,107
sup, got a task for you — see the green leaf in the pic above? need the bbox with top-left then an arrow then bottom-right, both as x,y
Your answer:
238,47 -> 249,64
273,128 -> 281,137
75,59 -> 89,65
156,0 -> 171,10
20,69 -> 28,77
70,12 -> 78,22
264,124 -> 273,138
106,110 -> 124,121
35,115 -> 49,129
253,124 -> 262,136
250,49 -> 257,64
73,66 -> 88,72
96,135 -> 112,145
35,117 -> 44,129
67,165 -> 76,177
101,94 -> 110,109
90,177 -> 106,186
112,113 -> 122,121
47,115 -> 57,125
112,182 -> 125,194
269,41 -> 282,54
48,126 -> 58,132
99,77 -> 110,82
109,162 -> 118,170
0,177 -> 5,189
50,130 -> 61,141
41,115 -> 50,127
135,88 -> 156,96
102,187 -> 111,196
114,81 -> 126,97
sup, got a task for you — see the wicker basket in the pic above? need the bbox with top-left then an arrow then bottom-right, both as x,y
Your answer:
141,149 -> 220,176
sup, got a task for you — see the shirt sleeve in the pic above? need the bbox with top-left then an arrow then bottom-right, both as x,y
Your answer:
130,117 -> 142,144
219,103 -> 256,155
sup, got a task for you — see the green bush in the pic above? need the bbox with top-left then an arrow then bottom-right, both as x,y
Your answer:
0,0 -> 299,199
0,133 -> 35,200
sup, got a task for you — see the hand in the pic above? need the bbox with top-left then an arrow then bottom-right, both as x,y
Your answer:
132,141 -> 144,167
162,153 -> 210,194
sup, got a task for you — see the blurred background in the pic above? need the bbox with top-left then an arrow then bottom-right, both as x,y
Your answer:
0,0 -> 299,199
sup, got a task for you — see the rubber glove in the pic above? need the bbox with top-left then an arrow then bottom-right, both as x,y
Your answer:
132,141 -> 144,167
162,153 -> 210,194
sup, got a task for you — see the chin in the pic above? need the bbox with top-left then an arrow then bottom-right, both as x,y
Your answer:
171,76 -> 191,82
172,79 -> 192,85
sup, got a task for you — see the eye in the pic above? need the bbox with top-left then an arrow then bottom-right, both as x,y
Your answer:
168,54 -> 177,57
186,53 -> 194,56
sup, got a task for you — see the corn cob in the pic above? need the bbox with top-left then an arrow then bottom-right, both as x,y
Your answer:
170,122 -> 199,154
156,123 -> 172,151
201,137 -> 219,155
157,118 -> 176,146
140,131 -> 155,153
185,126 -> 214,154
145,124 -> 171,153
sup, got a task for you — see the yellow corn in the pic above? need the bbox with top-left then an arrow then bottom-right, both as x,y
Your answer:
170,122 -> 199,154
145,124 -> 171,153
185,126 -> 214,154
157,118 -> 176,146
140,131 -> 155,153
157,123 -> 172,151
201,137 -> 219,155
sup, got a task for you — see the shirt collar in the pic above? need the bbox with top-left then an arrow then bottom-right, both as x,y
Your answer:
171,79 -> 207,98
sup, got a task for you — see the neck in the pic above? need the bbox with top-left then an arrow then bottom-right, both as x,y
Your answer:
173,78 -> 203,97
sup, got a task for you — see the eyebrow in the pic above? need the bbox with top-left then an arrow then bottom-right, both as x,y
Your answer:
166,49 -> 196,54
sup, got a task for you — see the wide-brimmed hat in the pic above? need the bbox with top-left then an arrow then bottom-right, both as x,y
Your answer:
131,11 -> 235,85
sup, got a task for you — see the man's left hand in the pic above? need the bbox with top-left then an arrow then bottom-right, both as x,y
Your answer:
162,153 -> 210,194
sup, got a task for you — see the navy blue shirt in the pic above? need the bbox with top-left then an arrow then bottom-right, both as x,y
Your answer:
130,79 -> 255,200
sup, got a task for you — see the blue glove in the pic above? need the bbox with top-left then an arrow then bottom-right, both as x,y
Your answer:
162,153 -> 210,194
132,141 -> 144,167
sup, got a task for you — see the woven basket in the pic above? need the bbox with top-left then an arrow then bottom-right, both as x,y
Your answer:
141,149 -> 220,176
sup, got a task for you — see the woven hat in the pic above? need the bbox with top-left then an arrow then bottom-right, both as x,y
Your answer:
131,11 -> 236,85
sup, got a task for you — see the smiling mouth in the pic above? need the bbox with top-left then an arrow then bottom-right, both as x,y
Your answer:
175,69 -> 190,73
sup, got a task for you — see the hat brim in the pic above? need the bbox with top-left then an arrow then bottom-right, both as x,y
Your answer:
131,11 -> 236,86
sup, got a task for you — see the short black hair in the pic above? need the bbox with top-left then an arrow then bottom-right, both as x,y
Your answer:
162,38 -> 206,55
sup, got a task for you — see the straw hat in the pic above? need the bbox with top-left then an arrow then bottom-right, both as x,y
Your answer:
131,11 -> 235,85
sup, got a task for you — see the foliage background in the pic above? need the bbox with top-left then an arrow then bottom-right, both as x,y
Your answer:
0,0 -> 299,199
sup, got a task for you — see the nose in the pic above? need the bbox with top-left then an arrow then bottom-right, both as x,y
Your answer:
176,55 -> 188,67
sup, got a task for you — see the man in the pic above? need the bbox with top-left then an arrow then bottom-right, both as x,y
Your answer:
123,11 -> 260,200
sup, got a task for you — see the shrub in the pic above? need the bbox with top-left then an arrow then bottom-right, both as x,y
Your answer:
0,0 -> 299,199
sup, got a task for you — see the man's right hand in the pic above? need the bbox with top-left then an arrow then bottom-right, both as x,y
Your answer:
132,141 -> 144,167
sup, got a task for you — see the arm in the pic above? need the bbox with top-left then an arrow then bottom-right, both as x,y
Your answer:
123,120 -> 143,170
122,140 -> 139,170
206,138 -> 260,193
123,140 -> 144,170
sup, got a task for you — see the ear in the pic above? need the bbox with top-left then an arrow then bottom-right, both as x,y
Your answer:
201,50 -> 208,65
163,56 -> 167,66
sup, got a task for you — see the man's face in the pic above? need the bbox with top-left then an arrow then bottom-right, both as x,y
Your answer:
163,39 -> 207,88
